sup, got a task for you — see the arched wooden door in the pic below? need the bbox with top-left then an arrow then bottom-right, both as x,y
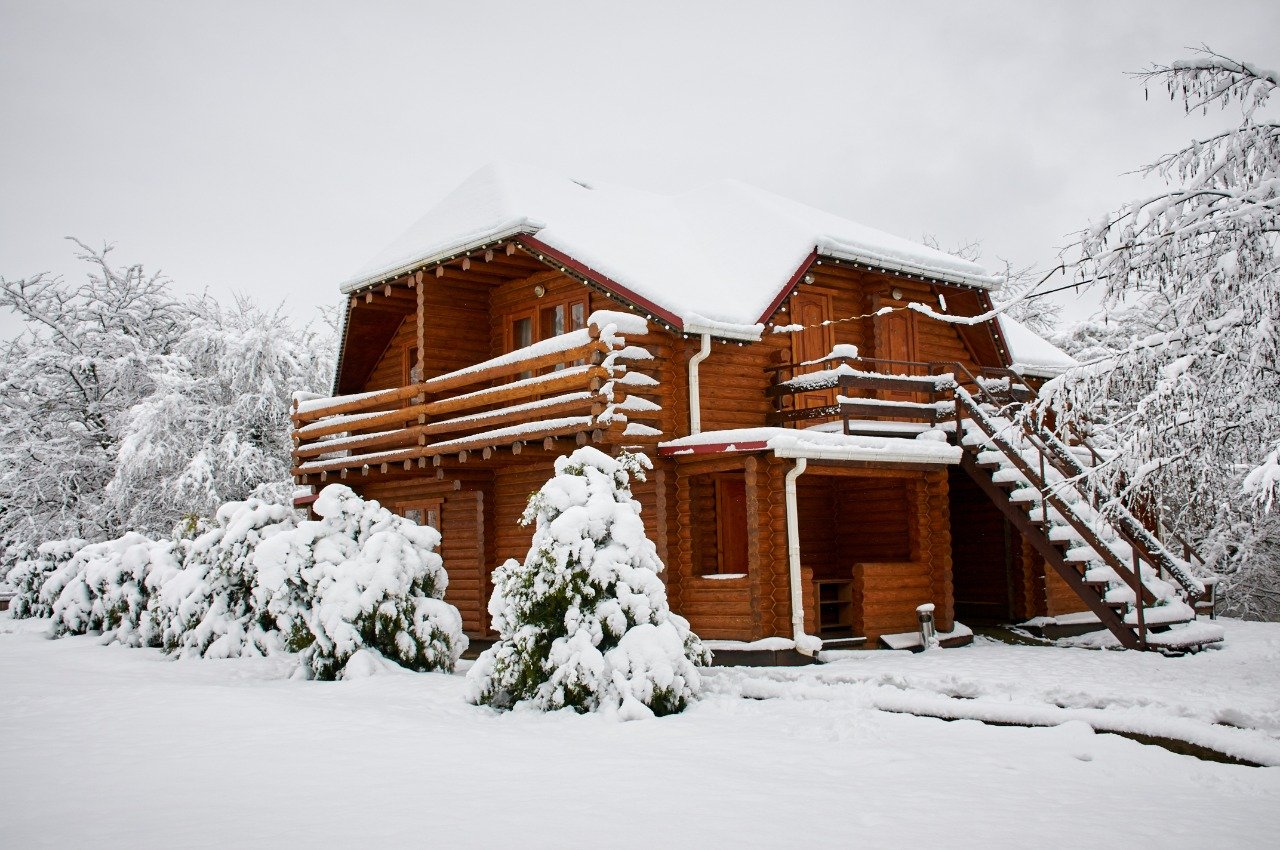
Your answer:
790,291 -> 835,410
874,305 -> 920,403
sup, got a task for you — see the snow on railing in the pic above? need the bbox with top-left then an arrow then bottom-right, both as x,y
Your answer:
291,311 -> 661,478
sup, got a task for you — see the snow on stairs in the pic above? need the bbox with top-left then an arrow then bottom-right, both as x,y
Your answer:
954,388 -> 1223,653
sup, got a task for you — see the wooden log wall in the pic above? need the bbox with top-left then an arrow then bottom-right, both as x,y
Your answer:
781,264 -> 990,377
353,476 -> 492,636
362,317 -> 415,392
754,456 -> 794,640
833,477 -> 914,563
796,479 -> 837,580
947,466 -> 1014,621
826,469 -> 953,643
946,467 -> 1087,623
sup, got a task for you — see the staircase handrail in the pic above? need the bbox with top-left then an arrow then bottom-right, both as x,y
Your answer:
953,388 -> 1157,614
1021,420 -> 1206,599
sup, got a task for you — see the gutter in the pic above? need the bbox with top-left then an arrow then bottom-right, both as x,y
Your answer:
784,457 -> 819,657
687,333 -> 712,435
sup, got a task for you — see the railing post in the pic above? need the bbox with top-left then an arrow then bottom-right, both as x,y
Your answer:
1133,548 -> 1147,647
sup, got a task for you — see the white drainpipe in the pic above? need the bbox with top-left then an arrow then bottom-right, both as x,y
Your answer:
785,456 -> 818,657
687,333 -> 712,435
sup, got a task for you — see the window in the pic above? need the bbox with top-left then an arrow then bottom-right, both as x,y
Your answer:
404,346 -> 420,385
504,295 -> 588,376
400,498 -> 443,531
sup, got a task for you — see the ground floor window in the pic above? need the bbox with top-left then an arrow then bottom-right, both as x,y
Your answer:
399,498 -> 443,531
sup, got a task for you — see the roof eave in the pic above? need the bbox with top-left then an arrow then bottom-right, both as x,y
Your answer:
338,223 -> 537,295
815,245 -> 1004,290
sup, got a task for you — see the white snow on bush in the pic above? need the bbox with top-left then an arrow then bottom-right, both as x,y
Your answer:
149,498 -> 297,659
47,532 -> 184,646
5,539 -> 85,619
468,448 -> 708,718
254,484 -> 466,680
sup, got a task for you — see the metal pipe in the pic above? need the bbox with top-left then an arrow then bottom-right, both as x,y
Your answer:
687,333 -> 712,435
785,456 -> 818,657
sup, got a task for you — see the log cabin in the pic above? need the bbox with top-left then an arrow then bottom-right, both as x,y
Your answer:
292,163 -> 1221,657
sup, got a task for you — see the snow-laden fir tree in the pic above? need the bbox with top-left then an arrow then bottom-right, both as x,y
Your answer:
467,448 -> 709,719
253,484 -> 466,680
45,532 -> 185,647
148,498 -> 297,659
5,539 -> 85,619
1049,49 -> 1280,618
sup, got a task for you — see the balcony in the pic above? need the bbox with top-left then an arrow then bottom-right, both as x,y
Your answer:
291,310 -> 661,483
765,351 -> 1033,438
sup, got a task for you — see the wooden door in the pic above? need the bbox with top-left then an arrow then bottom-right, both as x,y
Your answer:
875,310 -> 918,403
790,291 -> 835,410
715,476 -> 749,575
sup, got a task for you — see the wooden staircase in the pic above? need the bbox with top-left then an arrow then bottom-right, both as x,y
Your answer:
952,384 -> 1223,652
764,353 -> 1224,651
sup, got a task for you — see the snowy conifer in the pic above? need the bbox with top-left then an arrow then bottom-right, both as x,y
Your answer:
253,484 -> 466,680
5,539 -> 85,619
149,498 -> 297,658
46,532 -> 184,646
468,448 -> 708,719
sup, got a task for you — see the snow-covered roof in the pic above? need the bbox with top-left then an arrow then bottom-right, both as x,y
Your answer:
342,162 -> 1003,338
997,315 -> 1077,378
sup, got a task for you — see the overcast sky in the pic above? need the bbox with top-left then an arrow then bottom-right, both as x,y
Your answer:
2,0 -> 1276,340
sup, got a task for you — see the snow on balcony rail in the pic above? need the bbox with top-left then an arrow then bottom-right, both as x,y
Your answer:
292,313 -> 662,476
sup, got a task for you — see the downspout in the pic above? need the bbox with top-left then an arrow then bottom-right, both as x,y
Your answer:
785,456 -> 819,657
687,333 -> 712,435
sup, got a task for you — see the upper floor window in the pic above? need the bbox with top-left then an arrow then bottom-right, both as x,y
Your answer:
505,295 -> 588,377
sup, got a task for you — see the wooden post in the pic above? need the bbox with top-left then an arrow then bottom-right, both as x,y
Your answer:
415,271 -> 426,389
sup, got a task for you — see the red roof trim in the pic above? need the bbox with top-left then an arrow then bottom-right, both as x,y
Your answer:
518,235 -> 685,331
755,250 -> 819,325
657,440 -> 770,457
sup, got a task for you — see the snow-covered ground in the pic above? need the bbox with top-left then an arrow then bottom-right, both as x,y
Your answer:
2,615 -> 1277,848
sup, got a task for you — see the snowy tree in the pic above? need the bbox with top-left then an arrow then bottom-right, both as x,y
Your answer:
46,531 -> 185,647
467,448 -> 708,719
5,539 -> 84,619
0,242 -> 334,573
1048,49 -> 1280,618
253,484 -> 466,680
0,242 -> 187,566
148,498 -> 297,659
106,297 -> 334,535
920,235 -> 1061,334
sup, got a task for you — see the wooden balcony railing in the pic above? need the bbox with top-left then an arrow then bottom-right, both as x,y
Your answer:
765,351 -> 1032,429
291,310 -> 660,481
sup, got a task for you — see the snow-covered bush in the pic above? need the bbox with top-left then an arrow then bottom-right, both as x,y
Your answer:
254,484 -> 466,680
468,448 -> 708,719
47,532 -> 184,646
149,498 -> 297,658
5,539 -> 85,619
